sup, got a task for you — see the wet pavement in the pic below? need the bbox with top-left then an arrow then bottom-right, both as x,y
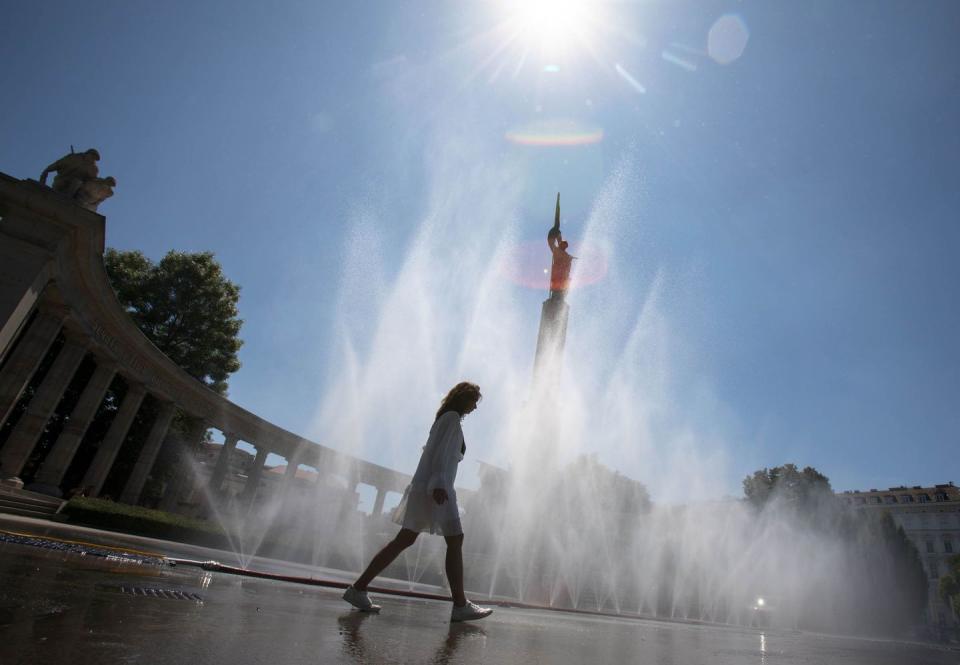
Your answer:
1,516 -> 959,665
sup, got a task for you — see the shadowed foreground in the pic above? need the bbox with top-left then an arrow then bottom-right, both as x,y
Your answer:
1,528 -> 957,665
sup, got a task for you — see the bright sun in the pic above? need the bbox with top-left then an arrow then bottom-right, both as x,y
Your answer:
505,0 -> 595,55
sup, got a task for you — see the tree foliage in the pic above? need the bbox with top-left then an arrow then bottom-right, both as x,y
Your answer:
564,453 -> 651,515
743,463 -> 833,510
851,511 -> 929,632
742,463 -> 928,633
104,249 -> 243,395
941,555 -> 960,620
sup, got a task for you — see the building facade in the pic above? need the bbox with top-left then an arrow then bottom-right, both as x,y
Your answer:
839,482 -> 959,632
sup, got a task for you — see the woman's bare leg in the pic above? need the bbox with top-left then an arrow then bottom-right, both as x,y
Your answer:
354,529 -> 419,590
444,533 -> 466,607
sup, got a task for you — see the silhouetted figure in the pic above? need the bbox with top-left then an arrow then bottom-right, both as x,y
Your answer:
40,148 -> 100,197
548,193 -> 575,296
342,382 -> 493,623
40,148 -> 117,211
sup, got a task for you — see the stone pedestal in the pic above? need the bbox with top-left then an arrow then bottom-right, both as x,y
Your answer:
531,294 -> 570,391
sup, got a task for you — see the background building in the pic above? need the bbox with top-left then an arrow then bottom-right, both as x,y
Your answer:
839,482 -> 959,631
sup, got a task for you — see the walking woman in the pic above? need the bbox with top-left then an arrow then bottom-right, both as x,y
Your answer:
343,381 -> 493,622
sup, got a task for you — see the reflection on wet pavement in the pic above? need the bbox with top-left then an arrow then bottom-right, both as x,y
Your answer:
1,540 -> 957,665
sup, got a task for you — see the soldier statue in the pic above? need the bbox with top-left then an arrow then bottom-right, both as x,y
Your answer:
39,148 -> 116,211
75,176 -> 117,211
547,193 -> 575,297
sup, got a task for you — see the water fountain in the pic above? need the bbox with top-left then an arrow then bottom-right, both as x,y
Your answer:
119,140 -> 922,637
256,142 -> 921,636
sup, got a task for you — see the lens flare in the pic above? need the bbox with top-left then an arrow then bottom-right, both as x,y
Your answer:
505,119 -> 603,147
614,63 -> 646,94
708,14 -> 749,65
661,50 -> 697,72
499,239 -> 609,290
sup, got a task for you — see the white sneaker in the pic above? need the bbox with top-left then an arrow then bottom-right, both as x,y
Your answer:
343,586 -> 381,612
450,600 -> 493,622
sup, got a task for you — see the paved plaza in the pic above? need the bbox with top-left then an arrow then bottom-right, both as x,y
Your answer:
0,517 -> 956,665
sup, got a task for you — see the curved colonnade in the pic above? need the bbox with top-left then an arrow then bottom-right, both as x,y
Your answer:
0,172 -> 409,516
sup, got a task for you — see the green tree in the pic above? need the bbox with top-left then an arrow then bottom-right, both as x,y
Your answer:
742,463 -> 832,510
940,554 -> 960,621
104,249 -> 243,394
855,511 -> 929,632
741,463 -> 927,634
568,453 -> 651,515
91,249 -> 243,501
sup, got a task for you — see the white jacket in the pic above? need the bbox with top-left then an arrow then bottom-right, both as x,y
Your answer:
410,411 -> 465,492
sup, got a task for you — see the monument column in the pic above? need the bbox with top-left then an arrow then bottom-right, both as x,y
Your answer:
241,446 -> 269,507
209,433 -> 238,492
0,306 -> 64,426
30,359 -> 118,496
81,383 -> 147,495
0,330 -> 87,481
532,193 -> 572,392
118,400 -> 176,505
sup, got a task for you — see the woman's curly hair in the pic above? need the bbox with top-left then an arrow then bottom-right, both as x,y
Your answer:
435,381 -> 482,421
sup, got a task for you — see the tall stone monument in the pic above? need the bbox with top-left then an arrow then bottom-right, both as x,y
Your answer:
532,193 -> 574,391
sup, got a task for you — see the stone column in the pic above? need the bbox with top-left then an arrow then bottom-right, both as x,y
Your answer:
158,421 -> 207,514
283,455 -> 300,484
157,441 -> 187,513
0,236 -> 52,365
340,470 -> 360,517
29,360 -> 117,496
372,487 -> 386,517
241,446 -> 269,506
311,447 -> 329,484
0,308 -> 64,426
81,383 -> 147,495
209,433 -> 238,493
278,449 -> 302,514
0,331 -> 87,481
118,401 -> 176,505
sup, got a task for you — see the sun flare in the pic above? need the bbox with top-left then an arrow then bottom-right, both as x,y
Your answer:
503,0 -> 596,55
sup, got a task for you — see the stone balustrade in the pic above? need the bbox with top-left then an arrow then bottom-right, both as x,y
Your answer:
0,172 -> 413,514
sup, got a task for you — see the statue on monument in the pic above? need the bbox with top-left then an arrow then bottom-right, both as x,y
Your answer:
75,176 -> 117,211
39,148 -> 116,211
547,193 -> 575,297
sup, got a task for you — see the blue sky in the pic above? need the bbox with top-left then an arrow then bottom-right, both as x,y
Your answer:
2,1 -> 958,501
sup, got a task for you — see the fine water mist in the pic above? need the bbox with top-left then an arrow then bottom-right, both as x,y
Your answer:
194,134 -> 908,636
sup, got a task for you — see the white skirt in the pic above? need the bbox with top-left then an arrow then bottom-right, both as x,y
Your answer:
391,485 -> 463,536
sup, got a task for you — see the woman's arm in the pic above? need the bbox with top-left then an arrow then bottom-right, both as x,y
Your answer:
427,412 -> 462,495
